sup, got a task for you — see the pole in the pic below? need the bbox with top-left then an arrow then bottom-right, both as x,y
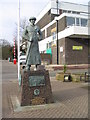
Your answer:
14,38 -> 16,59
56,0 -> 58,15
56,0 -> 59,64
56,20 -> 59,64
13,38 -> 16,64
18,0 -> 20,80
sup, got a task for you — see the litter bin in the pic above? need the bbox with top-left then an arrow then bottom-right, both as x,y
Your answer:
64,74 -> 72,82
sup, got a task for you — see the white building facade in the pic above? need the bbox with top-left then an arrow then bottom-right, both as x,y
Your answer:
36,1 -> 89,65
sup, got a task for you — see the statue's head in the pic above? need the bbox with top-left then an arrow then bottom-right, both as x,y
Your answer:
29,17 -> 36,25
29,17 -> 36,22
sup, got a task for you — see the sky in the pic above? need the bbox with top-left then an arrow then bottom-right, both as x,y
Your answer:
0,0 -> 89,45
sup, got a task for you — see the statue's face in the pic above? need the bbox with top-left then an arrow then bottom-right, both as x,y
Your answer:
30,19 -> 35,25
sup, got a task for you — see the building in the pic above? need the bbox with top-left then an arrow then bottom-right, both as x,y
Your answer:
36,0 -> 89,65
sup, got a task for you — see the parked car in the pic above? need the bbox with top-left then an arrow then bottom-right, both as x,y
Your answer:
20,52 -> 26,69
20,55 -> 26,65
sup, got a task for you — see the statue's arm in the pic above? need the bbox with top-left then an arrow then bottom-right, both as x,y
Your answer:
36,26 -> 43,41
38,29 -> 43,41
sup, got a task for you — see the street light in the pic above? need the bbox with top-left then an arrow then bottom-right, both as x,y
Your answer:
56,0 -> 59,64
18,0 -> 20,80
55,17 -> 59,65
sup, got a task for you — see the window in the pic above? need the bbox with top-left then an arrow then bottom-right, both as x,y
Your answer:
46,42 -> 53,49
68,11 -> 71,13
49,42 -> 52,48
72,11 -> 76,14
66,17 -> 75,26
81,19 -> 87,27
52,32 -> 56,40
62,10 -> 67,13
76,12 -> 80,14
76,18 -> 79,26
46,43 -> 49,49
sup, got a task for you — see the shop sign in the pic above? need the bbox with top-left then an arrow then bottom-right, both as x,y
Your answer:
72,46 -> 83,50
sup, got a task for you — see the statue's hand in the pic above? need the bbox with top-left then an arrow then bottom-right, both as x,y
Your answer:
29,38 -> 33,42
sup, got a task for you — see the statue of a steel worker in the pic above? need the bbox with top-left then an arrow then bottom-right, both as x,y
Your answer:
22,17 -> 43,70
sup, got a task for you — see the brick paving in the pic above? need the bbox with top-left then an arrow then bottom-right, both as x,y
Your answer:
2,78 -> 88,118
2,60 -> 88,119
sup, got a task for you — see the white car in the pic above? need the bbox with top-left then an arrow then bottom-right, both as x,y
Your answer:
20,55 -> 26,65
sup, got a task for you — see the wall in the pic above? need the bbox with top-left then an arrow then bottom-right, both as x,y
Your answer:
36,10 -> 51,29
40,53 -> 52,65
58,16 -> 66,32
51,46 -> 57,64
65,37 -> 88,64
51,38 -> 66,65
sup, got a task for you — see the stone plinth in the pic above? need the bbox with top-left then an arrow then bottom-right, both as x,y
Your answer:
21,70 -> 53,106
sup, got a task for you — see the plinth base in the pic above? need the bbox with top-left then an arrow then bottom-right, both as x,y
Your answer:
21,70 -> 53,106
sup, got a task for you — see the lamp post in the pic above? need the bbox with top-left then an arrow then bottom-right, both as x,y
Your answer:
56,19 -> 58,65
18,0 -> 20,80
56,0 -> 59,64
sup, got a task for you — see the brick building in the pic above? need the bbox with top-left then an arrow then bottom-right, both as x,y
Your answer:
36,1 -> 89,65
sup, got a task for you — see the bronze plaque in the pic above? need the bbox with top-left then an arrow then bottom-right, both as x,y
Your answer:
31,97 -> 45,105
29,75 -> 45,87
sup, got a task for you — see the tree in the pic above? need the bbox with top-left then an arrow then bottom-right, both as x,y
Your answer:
14,18 -> 28,44
1,39 -> 17,60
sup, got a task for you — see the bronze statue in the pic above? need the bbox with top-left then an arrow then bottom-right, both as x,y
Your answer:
22,17 -> 43,70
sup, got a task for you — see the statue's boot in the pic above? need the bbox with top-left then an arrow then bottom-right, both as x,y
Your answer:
34,65 -> 38,71
26,65 -> 30,70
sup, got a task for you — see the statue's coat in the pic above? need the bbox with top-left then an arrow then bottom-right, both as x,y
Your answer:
22,23 -> 42,65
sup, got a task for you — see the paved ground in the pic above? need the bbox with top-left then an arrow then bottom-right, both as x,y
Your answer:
2,61 -> 89,119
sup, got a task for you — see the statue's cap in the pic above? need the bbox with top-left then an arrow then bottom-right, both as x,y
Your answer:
29,17 -> 36,21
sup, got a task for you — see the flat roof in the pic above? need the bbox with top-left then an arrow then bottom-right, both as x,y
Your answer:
36,1 -> 88,23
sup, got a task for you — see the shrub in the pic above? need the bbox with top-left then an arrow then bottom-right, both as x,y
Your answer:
63,64 -> 67,73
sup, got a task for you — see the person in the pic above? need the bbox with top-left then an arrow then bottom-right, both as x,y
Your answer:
22,17 -> 43,70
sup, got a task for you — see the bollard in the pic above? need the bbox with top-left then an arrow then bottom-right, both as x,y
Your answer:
14,59 -> 16,64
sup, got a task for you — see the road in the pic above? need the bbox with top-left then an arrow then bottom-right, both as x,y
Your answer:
2,60 -> 18,81
2,60 -> 18,118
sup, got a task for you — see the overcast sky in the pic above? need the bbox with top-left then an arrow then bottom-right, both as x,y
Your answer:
0,0 -> 89,44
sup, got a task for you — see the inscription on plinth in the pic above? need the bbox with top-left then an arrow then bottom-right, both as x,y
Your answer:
21,70 -> 54,106
31,97 -> 45,105
29,76 -> 45,87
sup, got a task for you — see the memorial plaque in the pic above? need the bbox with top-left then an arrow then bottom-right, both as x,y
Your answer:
31,97 -> 45,105
29,75 -> 45,87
